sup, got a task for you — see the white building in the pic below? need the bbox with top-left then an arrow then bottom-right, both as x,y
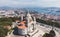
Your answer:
0,10 -> 6,18
5,10 -> 15,17
12,12 -> 38,36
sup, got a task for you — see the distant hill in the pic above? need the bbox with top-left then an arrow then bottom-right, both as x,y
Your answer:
0,6 -> 60,16
0,6 -> 14,10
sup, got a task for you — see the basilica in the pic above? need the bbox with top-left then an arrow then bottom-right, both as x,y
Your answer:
13,12 -> 38,37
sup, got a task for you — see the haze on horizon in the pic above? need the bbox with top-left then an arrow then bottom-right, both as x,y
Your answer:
0,0 -> 60,7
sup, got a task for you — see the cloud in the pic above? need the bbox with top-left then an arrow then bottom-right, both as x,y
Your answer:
0,0 -> 36,7
0,0 -> 60,7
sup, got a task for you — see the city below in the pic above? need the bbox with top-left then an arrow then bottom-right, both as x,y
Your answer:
0,7 -> 60,37
0,7 -> 60,21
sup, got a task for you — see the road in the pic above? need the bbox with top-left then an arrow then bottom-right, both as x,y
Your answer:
37,22 -> 60,37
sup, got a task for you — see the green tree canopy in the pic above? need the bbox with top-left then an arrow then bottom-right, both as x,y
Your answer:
42,33 -> 54,37
0,26 -> 8,37
49,30 -> 56,37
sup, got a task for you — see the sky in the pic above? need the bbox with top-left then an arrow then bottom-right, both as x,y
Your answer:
0,0 -> 60,7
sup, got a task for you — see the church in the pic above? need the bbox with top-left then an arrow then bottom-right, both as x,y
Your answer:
13,12 -> 38,37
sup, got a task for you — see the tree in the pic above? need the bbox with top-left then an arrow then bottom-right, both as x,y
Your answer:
36,18 -> 60,28
49,30 -> 56,37
0,26 -> 8,37
42,33 -> 54,37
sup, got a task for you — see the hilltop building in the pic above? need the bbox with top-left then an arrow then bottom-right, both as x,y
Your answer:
13,12 -> 38,37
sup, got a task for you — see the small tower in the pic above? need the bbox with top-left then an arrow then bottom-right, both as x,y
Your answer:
33,17 -> 36,30
26,12 -> 33,32
21,14 -> 23,21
